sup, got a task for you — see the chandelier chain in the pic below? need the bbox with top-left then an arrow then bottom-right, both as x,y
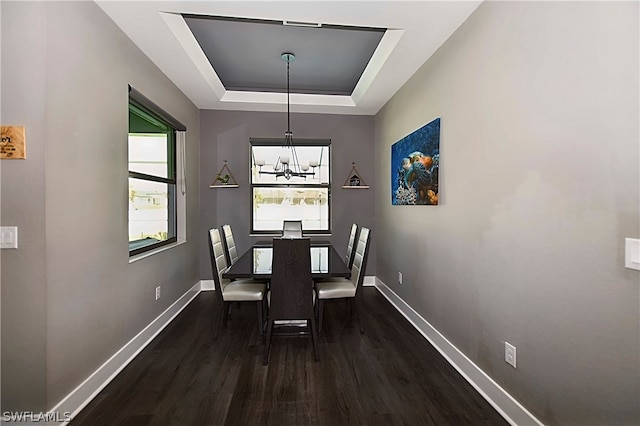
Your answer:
254,52 -> 319,180
287,56 -> 291,139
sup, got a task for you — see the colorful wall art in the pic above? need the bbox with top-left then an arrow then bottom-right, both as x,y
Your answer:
391,117 -> 440,205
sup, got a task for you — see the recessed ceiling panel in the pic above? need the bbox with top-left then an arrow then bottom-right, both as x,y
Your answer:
183,15 -> 385,96
97,1 -> 483,114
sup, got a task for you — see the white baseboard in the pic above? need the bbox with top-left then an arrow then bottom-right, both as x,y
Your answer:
49,282 -> 202,425
363,275 -> 376,286
374,278 -> 543,426
200,279 -> 215,291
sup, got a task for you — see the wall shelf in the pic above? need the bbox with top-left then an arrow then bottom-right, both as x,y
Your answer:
342,162 -> 369,189
209,160 -> 238,188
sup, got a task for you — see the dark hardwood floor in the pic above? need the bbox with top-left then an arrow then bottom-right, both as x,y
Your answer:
71,288 -> 509,426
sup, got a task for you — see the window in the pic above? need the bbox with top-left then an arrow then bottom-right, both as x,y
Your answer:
250,139 -> 331,235
128,88 -> 184,256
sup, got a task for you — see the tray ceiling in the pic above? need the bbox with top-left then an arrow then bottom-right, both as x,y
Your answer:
96,1 -> 482,115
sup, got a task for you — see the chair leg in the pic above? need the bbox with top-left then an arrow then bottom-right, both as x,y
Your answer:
213,302 -> 223,339
222,301 -> 230,326
318,299 -> 324,335
263,320 -> 274,365
261,297 -> 268,341
352,298 -> 364,334
257,300 -> 264,337
310,318 -> 320,362
314,292 -> 318,319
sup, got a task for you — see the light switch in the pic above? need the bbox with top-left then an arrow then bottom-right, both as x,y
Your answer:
625,238 -> 640,271
0,226 -> 18,249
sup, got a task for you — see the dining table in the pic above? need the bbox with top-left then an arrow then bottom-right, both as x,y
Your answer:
222,239 -> 351,280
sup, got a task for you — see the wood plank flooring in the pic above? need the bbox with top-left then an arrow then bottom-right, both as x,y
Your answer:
70,288 -> 509,426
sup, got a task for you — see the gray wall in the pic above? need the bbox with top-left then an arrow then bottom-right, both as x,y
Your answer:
199,110 -> 375,280
1,1 -> 200,410
374,2 -> 639,425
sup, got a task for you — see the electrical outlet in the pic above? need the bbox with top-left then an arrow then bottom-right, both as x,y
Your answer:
398,272 -> 403,284
155,286 -> 161,301
505,342 -> 516,368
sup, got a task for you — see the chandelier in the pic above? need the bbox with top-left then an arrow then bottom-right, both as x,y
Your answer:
254,53 -> 318,180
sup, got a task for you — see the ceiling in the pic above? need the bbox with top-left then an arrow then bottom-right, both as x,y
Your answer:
96,1 -> 482,115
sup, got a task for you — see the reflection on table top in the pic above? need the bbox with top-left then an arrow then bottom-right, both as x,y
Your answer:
222,240 -> 350,280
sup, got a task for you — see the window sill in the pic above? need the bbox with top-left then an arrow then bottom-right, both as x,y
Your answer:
129,239 -> 186,263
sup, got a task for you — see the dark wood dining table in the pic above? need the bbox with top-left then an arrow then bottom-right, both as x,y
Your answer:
222,239 -> 351,280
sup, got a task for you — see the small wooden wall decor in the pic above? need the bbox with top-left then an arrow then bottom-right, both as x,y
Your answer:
210,160 -> 239,188
342,162 -> 369,189
0,125 -> 26,159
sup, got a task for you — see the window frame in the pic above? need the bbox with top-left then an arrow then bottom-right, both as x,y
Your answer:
250,138 -> 332,236
128,87 -> 185,256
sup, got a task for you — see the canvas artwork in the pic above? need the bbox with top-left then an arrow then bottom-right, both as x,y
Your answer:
391,117 -> 440,205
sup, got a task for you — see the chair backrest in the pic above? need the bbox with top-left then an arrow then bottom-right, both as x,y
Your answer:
208,228 -> 229,299
221,224 -> 238,265
269,238 -> 314,320
282,220 -> 303,238
345,223 -> 359,269
349,227 -> 371,293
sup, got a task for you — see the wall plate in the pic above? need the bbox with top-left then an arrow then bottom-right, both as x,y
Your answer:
0,226 -> 18,249
625,238 -> 640,270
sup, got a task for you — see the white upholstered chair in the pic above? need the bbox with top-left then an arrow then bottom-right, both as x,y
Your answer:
345,223 -> 359,269
221,224 -> 239,266
282,220 -> 303,238
315,227 -> 371,335
208,228 -> 267,334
